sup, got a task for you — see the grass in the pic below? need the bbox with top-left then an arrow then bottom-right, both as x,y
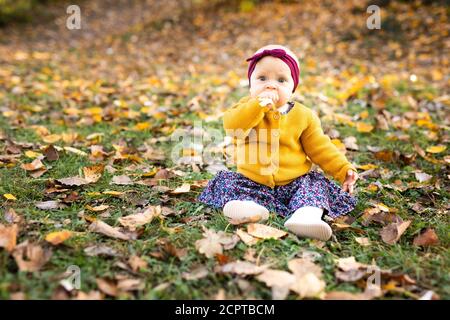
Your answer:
0,80 -> 449,300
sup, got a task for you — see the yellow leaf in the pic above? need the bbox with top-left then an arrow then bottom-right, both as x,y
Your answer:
25,150 -> 43,159
4,194 -> 17,201
356,164 -> 378,171
356,122 -> 374,133
426,145 -> 446,154
133,122 -> 150,131
42,134 -> 61,144
45,230 -> 73,245
102,191 -> 124,196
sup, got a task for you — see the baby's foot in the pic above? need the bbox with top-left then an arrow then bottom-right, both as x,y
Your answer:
223,200 -> 269,223
284,206 -> 332,241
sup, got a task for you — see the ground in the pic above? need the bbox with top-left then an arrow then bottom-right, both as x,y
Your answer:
0,0 -> 448,300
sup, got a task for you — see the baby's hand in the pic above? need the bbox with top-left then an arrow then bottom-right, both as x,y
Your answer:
342,170 -> 358,195
257,91 -> 279,108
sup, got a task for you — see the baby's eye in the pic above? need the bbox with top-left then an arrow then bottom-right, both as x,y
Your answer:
278,78 -> 286,83
258,76 -> 266,81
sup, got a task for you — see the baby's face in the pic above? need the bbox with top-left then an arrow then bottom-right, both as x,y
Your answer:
249,56 -> 294,107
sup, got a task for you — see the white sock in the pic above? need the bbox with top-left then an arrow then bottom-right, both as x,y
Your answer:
284,206 -> 332,241
223,200 -> 269,222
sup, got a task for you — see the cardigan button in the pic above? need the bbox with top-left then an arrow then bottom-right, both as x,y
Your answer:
273,114 -> 280,120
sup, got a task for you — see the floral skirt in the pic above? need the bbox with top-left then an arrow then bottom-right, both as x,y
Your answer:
197,170 -> 357,219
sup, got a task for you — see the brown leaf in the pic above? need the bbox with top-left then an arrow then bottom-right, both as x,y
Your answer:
236,229 -> 259,246
43,145 -> 59,161
218,260 -> 268,275
413,228 -> 439,246
57,176 -> 90,186
35,200 -> 63,210
195,226 -> 239,258
246,223 -> 287,240
118,206 -> 161,231
380,220 -> 411,244
83,164 -> 104,183
111,175 -> 134,185
0,223 -> 18,252
12,241 -> 52,272
21,158 -> 45,171
96,278 -> 119,297
128,255 -> 148,272
182,265 -> 209,281
88,220 -> 132,240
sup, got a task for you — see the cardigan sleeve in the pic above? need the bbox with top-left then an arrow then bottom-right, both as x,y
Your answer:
300,110 -> 357,184
223,96 -> 271,139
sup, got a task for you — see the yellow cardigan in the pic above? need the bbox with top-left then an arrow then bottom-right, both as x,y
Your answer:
223,96 -> 356,188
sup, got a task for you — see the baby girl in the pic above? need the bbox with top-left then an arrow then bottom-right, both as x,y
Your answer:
198,44 -> 358,241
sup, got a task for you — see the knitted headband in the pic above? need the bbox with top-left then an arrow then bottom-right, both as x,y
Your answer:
246,48 -> 300,93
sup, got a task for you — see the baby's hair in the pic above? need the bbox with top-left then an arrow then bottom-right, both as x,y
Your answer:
252,44 -> 299,68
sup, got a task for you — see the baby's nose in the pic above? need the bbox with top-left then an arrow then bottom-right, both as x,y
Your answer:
265,81 -> 277,89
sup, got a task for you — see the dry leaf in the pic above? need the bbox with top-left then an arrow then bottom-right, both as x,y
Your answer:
0,223 -> 18,252
182,265 -> 209,281
43,145 -> 59,161
170,183 -> 191,194
57,176 -> 90,186
128,255 -> 148,272
247,223 -> 287,240
12,241 -> 52,272
195,226 -> 239,258
414,172 -> 433,183
236,229 -> 259,246
21,158 -> 45,171
89,220 -> 131,240
35,200 -> 62,210
380,220 -> 411,244
255,269 -> 296,300
96,278 -> 119,297
413,228 -> 439,246
118,206 -> 161,231
218,260 -> 268,275
45,230 -> 73,245
86,204 -> 110,212
355,237 -> 371,246
111,175 -> 133,185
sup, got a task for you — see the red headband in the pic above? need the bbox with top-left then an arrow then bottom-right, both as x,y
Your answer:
246,48 -> 300,93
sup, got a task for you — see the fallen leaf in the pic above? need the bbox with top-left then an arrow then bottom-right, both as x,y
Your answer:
380,220 -> 411,244
182,265 -> 209,281
236,229 -> 259,246
96,278 -> 119,297
170,183 -> 191,194
3,194 -> 17,201
86,204 -> 110,212
218,260 -> 268,275
45,230 -> 73,245
43,145 -> 59,161
118,206 -> 161,231
425,145 -> 446,154
111,175 -> 133,185
413,228 -> 439,246
0,223 -> 18,252
246,223 -> 287,240
57,176 -> 90,186
35,200 -> 62,210
12,241 -> 52,272
89,220 -> 131,240
355,237 -> 371,246
21,158 -> 44,171
128,255 -> 148,272
414,172 -> 433,182
195,226 -> 238,258
255,269 -> 296,300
